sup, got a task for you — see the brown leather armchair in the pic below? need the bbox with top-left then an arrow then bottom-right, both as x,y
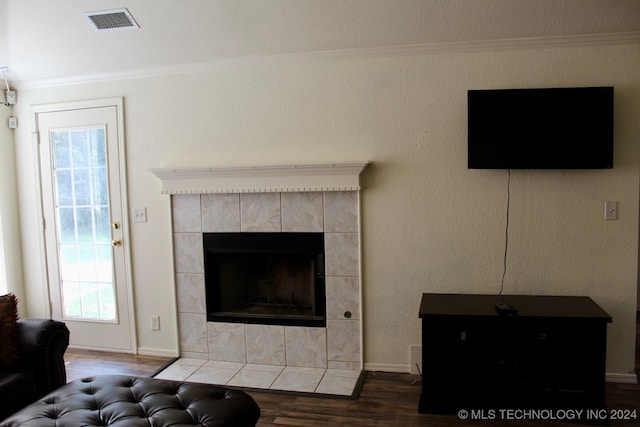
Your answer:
0,319 -> 70,421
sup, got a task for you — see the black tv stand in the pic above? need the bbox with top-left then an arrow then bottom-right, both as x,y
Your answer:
418,293 -> 612,423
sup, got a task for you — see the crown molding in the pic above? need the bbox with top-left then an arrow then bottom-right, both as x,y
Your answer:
15,31 -> 640,90
150,162 -> 370,195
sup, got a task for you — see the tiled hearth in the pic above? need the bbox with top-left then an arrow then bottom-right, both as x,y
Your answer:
152,164 -> 368,395
155,358 -> 363,396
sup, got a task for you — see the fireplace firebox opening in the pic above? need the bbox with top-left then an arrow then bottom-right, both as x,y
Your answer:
204,232 -> 326,327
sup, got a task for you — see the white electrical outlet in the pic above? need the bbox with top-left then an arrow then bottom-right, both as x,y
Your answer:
410,345 -> 422,375
151,315 -> 160,331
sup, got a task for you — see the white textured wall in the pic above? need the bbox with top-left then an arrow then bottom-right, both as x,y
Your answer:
0,0 -> 25,300
0,104 -> 24,301
0,0 -> 7,67
11,43 -> 640,376
0,0 -> 17,297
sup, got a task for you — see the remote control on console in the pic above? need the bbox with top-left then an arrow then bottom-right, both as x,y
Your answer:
495,302 -> 518,315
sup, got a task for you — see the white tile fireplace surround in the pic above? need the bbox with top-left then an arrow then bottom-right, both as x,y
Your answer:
152,163 -> 368,395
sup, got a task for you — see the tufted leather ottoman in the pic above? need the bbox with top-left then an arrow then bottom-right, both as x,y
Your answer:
0,375 -> 260,427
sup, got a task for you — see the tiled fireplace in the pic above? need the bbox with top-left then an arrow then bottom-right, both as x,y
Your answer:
152,163 -> 367,394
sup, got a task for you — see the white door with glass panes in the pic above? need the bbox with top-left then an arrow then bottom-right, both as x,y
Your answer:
35,99 -> 135,352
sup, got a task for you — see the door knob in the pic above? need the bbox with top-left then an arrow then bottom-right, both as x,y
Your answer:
112,238 -> 122,247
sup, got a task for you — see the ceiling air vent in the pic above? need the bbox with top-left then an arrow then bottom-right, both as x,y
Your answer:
84,8 -> 139,31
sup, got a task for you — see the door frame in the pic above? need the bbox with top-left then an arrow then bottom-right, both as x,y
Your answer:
31,97 -> 137,353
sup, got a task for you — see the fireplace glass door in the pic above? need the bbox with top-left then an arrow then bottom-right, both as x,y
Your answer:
204,232 -> 326,327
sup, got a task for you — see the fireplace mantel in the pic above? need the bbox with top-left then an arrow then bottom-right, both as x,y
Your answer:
150,162 -> 370,194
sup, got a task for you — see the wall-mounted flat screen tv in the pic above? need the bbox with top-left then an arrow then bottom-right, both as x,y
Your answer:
468,86 -> 613,169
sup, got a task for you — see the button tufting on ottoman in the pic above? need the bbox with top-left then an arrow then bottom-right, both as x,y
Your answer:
0,375 -> 260,427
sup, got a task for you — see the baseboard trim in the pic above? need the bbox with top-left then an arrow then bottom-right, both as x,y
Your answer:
137,347 -> 180,358
68,344 -> 136,355
606,372 -> 638,384
363,363 -> 638,385
364,363 -> 410,373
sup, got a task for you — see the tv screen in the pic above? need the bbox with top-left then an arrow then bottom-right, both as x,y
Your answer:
468,86 -> 613,169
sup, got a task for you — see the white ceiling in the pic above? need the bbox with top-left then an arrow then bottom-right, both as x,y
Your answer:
2,0 -> 640,85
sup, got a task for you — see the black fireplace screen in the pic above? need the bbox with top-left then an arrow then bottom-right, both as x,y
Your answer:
203,232 -> 326,327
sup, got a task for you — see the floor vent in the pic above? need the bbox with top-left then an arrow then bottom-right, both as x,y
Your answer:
84,8 -> 139,31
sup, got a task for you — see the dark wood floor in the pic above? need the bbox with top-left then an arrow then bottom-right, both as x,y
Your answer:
65,334 -> 640,427
64,348 -> 174,382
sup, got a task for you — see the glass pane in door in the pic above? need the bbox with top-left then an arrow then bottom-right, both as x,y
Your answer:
52,128 -> 116,321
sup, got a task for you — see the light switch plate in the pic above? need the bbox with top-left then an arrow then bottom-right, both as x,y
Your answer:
133,207 -> 147,223
604,201 -> 618,221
